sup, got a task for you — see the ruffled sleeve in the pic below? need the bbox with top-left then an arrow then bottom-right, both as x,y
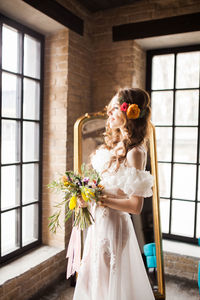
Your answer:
90,147 -> 111,173
114,167 -> 154,198
90,146 -> 154,198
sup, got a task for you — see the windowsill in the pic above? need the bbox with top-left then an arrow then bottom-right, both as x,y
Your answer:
163,239 -> 200,259
0,245 -> 65,286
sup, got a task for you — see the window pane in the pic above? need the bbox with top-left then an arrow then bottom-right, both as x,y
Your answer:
175,90 -> 199,126
174,127 -> 197,163
23,78 -> 40,120
1,209 -> 20,256
1,120 -> 21,164
152,54 -> 174,90
23,122 -> 39,162
24,35 -> 41,79
22,164 -> 39,204
160,198 -> 170,233
2,72 -> 21,118
158,163 -> 171,197
176,51 -> 200,89
196,203 -> 200,237
151,91 -> 173,125
171,200 -> 195,237
197,166 -> 200,201
172,164 -> 196,200
22,204 -> 38,246
2,24 -> 21,73
1,165 -> 20,210
155,127 -> 172,161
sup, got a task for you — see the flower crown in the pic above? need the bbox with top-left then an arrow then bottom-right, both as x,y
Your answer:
118,97 -> 146,120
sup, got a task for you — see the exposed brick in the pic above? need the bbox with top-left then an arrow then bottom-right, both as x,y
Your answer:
5,287 -> 21,300
3,279 -> 17,294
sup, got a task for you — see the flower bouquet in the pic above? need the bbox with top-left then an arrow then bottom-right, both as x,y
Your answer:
47,163 -> 104,233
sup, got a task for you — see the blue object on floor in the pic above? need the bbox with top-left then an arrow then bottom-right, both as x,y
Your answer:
198,238 -> 200,246
146,255 -> 157,268
143,242 -> 157,268
144,242 -> 155,256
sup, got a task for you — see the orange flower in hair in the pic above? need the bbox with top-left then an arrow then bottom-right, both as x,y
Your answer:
126,104 -> 140,119
118,97 -> 146,119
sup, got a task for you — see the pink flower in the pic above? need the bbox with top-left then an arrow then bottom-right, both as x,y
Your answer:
120,102 -> 129,112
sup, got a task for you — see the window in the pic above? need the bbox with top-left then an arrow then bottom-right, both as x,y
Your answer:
147,45 -> 200,244
0,14 -> 44,264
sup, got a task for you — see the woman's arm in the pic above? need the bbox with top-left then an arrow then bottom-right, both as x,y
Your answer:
99,147 -> 145,215
100,194 -> 144,215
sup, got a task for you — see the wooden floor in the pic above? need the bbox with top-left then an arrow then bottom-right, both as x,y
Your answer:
31,274 -> 199,300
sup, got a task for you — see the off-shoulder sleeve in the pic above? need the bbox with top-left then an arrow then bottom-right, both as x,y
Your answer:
115,167 -> 154,198
90,147 -> 111,173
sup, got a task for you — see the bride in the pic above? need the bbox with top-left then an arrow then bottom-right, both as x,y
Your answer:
72,87 -> 155,300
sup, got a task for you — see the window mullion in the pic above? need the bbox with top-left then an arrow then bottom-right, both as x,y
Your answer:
19,31 -> 24,249
38,38 -> 44,243
169,52 -> 177,235
193,57 -> 200,239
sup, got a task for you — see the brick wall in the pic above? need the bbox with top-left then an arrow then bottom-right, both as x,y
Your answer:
57,0 -> 94,245
92,0 -> 200,107
66,27 -> 93,172
0,251 -> 66,300
42,0 -> 94,260
43,29 -> 69,248
164,252 -> 199,281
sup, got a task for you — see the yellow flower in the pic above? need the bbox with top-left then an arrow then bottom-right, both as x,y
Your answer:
69,195 -> 77,210
64,181 -> 71,186
126,104 -> 140,119
81,190 -> 89,202
85,188 -> 95,197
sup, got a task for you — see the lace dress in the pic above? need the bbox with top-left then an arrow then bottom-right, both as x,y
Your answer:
72,145 -> 155,300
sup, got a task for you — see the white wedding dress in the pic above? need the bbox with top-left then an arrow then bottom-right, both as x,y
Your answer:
73,144 -> 155,300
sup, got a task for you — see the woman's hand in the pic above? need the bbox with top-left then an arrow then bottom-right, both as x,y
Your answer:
97,191 -> 122,206
77,196 -> 88,208
97,194 -> 108,207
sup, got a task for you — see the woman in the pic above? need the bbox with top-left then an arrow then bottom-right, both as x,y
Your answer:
73,87 -> 155,300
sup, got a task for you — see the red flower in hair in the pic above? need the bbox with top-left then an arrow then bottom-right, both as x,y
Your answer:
120,102 -> 129,112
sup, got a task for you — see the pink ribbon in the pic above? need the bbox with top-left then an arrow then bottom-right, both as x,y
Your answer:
66,226 -> 81,279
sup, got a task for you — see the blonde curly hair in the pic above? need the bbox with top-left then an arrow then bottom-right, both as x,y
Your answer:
91,87 -> 151,174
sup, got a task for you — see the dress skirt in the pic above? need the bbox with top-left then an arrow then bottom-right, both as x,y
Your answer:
73,204 -> 155,300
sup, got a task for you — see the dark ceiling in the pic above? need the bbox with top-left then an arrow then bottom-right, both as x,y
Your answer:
76,0 -> 141,12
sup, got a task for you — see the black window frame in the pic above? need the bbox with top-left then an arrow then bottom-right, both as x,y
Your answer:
146,44 -> 200,245
0,13 -> 44,265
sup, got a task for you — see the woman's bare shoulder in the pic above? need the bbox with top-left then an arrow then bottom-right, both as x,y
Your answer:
127,146 -> 144,158
126,146 -> 145,169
